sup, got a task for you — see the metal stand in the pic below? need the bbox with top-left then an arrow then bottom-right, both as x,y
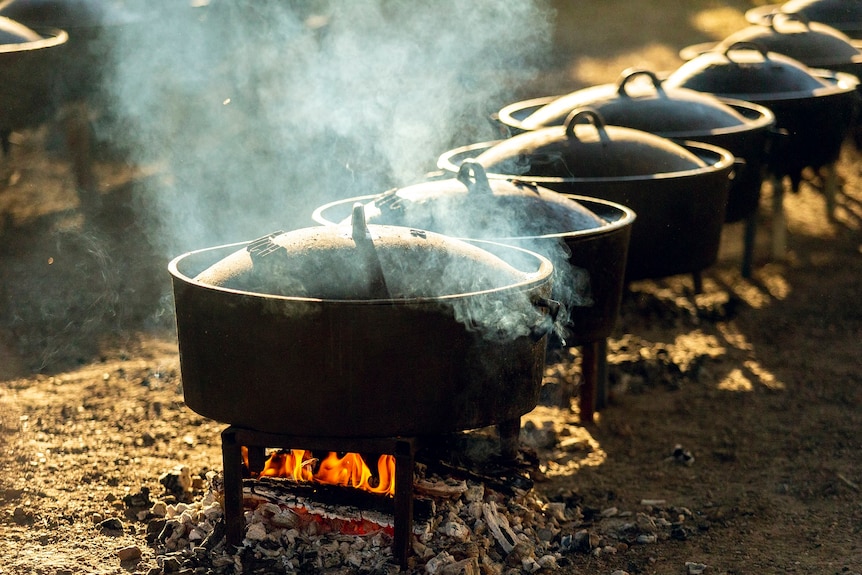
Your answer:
221,427 -> 417,568
578,339 -> 607,423
771,175 -> 787,259
741,211 -> 758,278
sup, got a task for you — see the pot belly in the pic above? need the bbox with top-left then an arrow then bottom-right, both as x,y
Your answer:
170,249 -> 548,437
555,170 -> 730,282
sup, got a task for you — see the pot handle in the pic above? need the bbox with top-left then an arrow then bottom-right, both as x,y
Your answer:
564,108 -> 608,141
457,158 -> 494,195
529,296 -> 562,342
616,68 -> 665,98
723,41 -> 770,63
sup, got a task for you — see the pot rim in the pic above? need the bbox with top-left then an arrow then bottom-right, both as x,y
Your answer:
0,25 -> 67,54
312,193 -> 636,242
169,236 -> 554,305
497,94 -> 775,139
436,140 -> 736,184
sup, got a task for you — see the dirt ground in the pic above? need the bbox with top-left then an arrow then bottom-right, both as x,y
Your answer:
1,1 -> 862,574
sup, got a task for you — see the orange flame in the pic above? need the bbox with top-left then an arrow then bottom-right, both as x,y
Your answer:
251,449 -> 396,496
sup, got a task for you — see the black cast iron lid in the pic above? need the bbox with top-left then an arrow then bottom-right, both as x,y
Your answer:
746,0 -> 862,38
355,160 -> 607,238
681,12 -> 862,69
475,108 -> 707,180
516,69 -> 756,137
193,206 -> 550,301
664,42 -> 843,101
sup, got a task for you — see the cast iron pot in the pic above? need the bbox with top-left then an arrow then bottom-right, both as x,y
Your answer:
746,0 -> 862,39
682,13 -> 862,74
665,42 -> 860,184
312,160 -> 635,347
169,212 -> 555,438
437,109 -> 734,283
0,16 -> 66,143
496,68 -> 775,224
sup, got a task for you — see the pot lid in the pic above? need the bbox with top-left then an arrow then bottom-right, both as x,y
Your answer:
0,14 -> 41,43
517,68 -> 754,137
474,108 -> 707,180
664,42 -> 837,100
708,12 -> 862,69
746,0 -> 862,38
355,160 -> 607,238
194,205 -> 550,301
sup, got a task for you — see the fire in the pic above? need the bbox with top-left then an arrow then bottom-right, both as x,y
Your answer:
247,448 -> 396,496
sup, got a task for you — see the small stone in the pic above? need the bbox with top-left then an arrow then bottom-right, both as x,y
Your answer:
536,527 -> 556,542
244,522 -> 267,541
685,561 -> 707,575
117,545 -> 142,562
464,484 -> 484,503
123,487 -> 151,510
12,506 -> 30,525
99,517 -> 125,535
572,529 -> 600,551
544,502 -> 567,522
672,444 -> 695,466
505,542 -> 535,566
636,534 -> 657,544
160,466 -> 193,500
439,521 -> 470,542
426,551 -> 455,574
161,556 -> 182,573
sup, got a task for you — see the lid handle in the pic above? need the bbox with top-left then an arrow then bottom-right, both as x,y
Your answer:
723,41 -> 770,63
351,203 -> 391,299
564,108 -> 608,141
766,10 -> 811,33
457,159 -> 494,195
246,230 -> 285,259
616,68 -> 664,98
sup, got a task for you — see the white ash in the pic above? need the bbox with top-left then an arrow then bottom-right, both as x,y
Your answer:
138,468 -> 700,574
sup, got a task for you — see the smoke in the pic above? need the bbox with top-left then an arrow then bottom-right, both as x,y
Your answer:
100,0 -> 556,257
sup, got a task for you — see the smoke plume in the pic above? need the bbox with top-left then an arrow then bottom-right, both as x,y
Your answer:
101,0 -> 555,256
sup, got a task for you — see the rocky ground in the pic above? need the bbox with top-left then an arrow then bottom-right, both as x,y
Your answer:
2,1 -> 862,574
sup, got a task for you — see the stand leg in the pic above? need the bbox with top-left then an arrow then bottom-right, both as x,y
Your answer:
221,427 -> 245,549
692,271 -> 703,295
823,163 -> 838,223
579,342 -> 599,423
247,446 -> 267,474
593,339 -> 609,411
741,211 -> 758,278
393,439 -> 416,569
497,418 -> 521,461
771,175 -> 786,259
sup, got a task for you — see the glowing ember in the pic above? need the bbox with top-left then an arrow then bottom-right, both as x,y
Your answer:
244,448 -> 396,496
